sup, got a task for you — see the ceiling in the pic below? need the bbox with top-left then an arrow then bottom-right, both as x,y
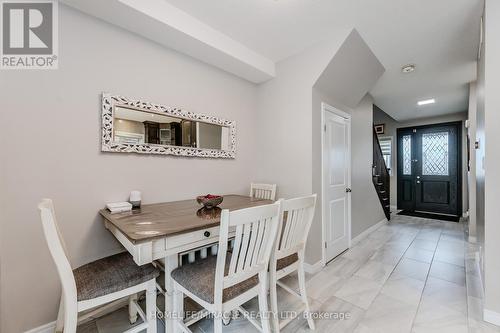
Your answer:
165,0 -> 483,121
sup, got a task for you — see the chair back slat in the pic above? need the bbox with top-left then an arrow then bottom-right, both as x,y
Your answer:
228,224 -> 243,275
245,221 -> 260,269
250,183 -> 277,201
215,201 -> 281,297
38,199 -> 78,305
236,223 -> 251,273
250,218 -> 267,267
275,195 -> 317,260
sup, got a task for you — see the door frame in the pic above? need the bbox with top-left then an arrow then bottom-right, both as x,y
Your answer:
321,102 -> 352,266
396,121 -> 463,217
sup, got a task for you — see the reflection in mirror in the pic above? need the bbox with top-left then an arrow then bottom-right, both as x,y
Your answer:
113,106 -> 230,150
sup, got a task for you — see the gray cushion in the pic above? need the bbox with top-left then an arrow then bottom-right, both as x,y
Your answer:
276,253 -> 299,270
74,252 -> 160,301
171,254 -> 258,304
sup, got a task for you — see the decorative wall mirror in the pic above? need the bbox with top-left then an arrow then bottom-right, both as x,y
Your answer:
101,93 -> 236,158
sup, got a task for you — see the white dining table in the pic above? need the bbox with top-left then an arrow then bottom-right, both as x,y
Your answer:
100,195 -> 272,332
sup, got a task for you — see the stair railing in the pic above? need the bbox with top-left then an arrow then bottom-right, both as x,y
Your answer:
373,127 -> 391,220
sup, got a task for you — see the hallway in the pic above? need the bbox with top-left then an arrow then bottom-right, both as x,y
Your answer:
279,214 -> 489,332
77,214 -> 493,333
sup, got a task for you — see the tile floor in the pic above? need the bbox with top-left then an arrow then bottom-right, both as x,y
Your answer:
78,214 -> 498,333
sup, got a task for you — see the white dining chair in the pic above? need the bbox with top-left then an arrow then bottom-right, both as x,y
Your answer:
38,199 -> 159,333
170,201 -> 282,333
250,183 -> 277,201
269,194 -> 317,332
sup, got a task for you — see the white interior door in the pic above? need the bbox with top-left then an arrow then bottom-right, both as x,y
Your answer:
322,105 -> 351,263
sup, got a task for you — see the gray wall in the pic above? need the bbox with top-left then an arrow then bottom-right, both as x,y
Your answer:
483,0 -> 500,318
373,108 -> 468,214
475,7 -> 485,270
350,96 -> 387,237
198,123 -> 222,149
467,82 -> 478,241
0,6 -> 259,332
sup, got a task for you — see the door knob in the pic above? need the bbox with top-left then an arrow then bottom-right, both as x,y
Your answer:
416,176 -> 420,179
345,188 -> 352,193
416,181 -> 421,184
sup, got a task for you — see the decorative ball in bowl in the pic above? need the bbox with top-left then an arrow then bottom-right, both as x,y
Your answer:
196,194 -> 223,209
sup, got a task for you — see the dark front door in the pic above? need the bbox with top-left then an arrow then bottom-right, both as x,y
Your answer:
397,122 -> 462,216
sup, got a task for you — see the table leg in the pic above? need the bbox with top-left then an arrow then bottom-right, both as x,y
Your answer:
164,254 -> 182,333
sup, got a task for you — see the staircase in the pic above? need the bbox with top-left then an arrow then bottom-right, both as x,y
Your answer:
373,127 -> 391,220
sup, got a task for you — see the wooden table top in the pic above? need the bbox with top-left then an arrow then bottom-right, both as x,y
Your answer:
100,195 -> 273,243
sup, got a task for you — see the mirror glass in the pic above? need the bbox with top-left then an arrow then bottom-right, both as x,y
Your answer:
113,106 -> 231,151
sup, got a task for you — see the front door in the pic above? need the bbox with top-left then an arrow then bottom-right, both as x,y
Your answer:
323,105 -> 351,263
397,122 -> 462,216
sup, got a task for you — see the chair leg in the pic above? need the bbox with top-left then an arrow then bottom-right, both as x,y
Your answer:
173,282 -> 184,333
269,270 -> 280,333
298,263 -> 315,330
214,317 -> 223,333
63,297 -> 78,333
55,296 -> 64,333
146,279 -> 157,333
258,273 -> 271,333
128,293 -> 138,324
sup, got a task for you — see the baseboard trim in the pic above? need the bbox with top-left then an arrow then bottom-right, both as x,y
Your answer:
24,321 -> 56,333
303,260 -> 323,274
484,309 -> 500,327
350,218 -> 388,246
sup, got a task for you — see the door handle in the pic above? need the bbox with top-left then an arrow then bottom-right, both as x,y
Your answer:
416,181 -> 421,184
345,188 -> 352,193
416,176 -> 420,179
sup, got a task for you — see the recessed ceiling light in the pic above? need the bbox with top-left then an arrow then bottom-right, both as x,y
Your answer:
418,99 -> 435,106
402,64 -> 416,73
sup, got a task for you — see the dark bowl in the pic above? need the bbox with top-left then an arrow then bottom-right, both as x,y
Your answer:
196,207 -> 222,220
196,195 -> 223,209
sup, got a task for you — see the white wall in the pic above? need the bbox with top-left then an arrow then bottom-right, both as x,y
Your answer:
483,0 -> 500,321
0,6 -> 260,332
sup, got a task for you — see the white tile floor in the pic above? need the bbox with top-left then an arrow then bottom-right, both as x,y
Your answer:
78,214 -> 499,333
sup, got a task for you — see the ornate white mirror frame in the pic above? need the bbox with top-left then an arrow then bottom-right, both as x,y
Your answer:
101,93 -> 236,158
